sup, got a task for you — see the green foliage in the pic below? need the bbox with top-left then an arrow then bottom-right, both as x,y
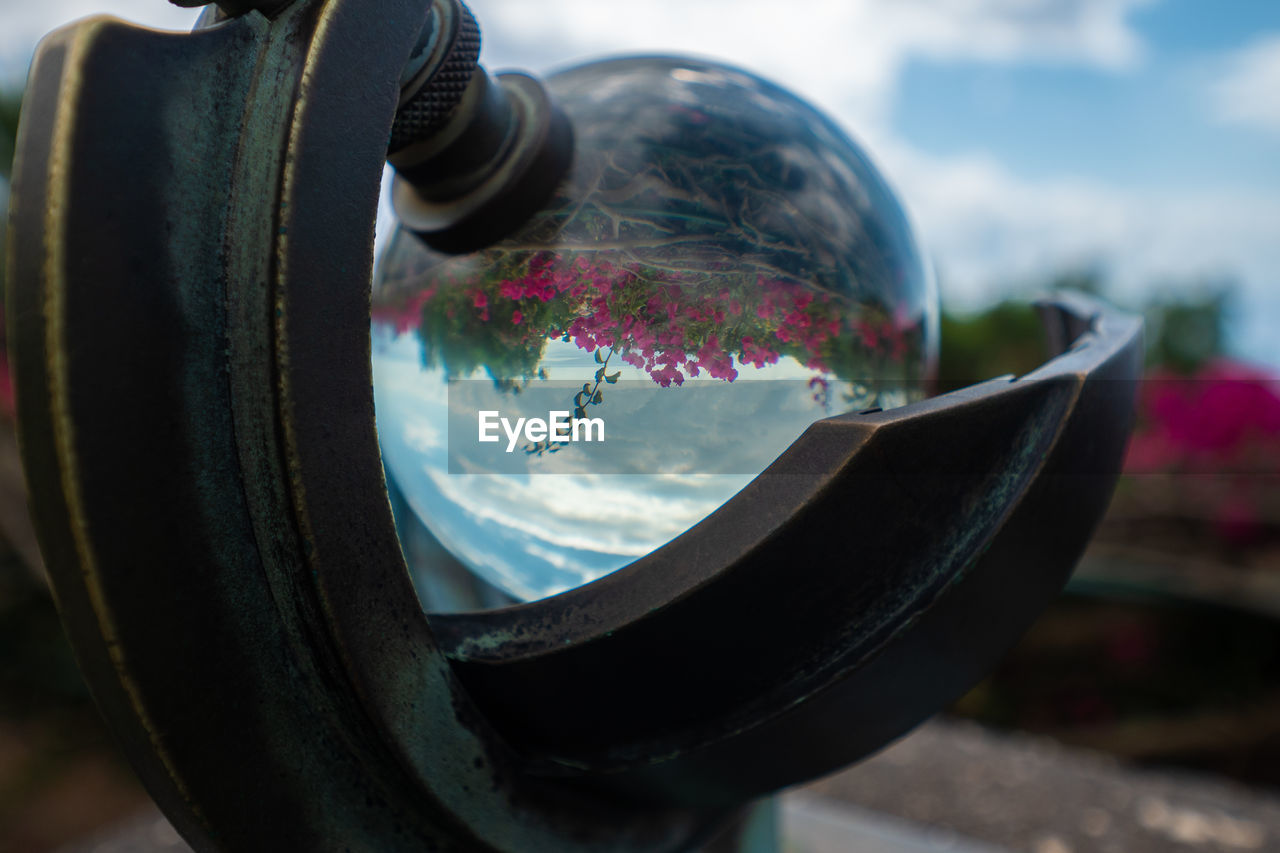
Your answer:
937,269 -> 1232,390
1144,287 -> 1229,374
0,87 -> 20,181
937,301 -> 1046,393
937,268 -> 1108,392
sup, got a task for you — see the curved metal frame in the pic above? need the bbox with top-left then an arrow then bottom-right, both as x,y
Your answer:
5,1 -> 1142,849
432,293 -> 1142,806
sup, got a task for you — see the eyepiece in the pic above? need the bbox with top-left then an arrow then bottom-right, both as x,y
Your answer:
388,0 -> 574,253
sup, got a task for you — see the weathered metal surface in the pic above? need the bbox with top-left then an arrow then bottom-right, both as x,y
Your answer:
5,0 -> 1142,849
5,2 -> 719,850
429,293 -> 1142,806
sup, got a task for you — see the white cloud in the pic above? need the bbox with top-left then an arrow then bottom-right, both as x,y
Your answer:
471,0 -> 1280,365
1,0 -> 1152,101
1210,33 -> 1280,136
881,140 -> 1280,365
6,1 -> 1277,367
474,0 -> 1151,137
882,144 -> 1280,306
0,0 -> 1155,165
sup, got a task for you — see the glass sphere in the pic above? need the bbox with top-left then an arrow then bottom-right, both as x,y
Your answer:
373,56 -> 937,608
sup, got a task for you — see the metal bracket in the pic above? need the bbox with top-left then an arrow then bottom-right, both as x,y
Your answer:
4,0 -> 1141,848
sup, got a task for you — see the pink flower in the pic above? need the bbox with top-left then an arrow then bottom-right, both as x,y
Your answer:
650,365 -> 686,387
1133,360 -> 1280,466
854,320 -> 880,349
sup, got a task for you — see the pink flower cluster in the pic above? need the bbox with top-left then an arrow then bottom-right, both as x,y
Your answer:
374,251 -> 918,393
1124,359 -> 1280,543
738,336 -> 781,370
1126,360 -> 1280,471
496,257 -> 770,387
754,276 -> 850,371
497,253 -> 590,303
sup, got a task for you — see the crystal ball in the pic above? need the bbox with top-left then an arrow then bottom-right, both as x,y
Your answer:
373,56 -> 937,609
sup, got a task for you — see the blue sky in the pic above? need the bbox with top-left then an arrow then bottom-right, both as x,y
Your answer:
894,2 -> 1280,192
4,0 -> 1278,366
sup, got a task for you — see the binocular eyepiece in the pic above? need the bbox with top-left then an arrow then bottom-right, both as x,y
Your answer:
183,0 -> 574,252
387,0 -> 574,254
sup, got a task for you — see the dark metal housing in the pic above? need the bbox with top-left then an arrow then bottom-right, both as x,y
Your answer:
5,1 -> 1141,849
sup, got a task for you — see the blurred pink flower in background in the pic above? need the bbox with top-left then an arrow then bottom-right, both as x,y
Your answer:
1124,359 -> 1280,544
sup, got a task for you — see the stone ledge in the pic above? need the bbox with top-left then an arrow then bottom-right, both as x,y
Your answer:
61,718 -> 1280,852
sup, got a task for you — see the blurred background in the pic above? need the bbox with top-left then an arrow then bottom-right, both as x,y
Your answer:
1,1 -> 1278,851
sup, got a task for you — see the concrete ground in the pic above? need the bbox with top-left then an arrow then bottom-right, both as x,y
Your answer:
802,718 -> 1279,852
60,719 -> 1280,853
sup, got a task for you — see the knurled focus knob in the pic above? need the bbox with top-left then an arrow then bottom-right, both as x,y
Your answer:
182,0 -> 573,253
390,1 -> 481,154
389,0 -> 574,254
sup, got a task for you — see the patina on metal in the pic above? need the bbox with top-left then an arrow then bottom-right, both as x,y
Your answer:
4,0 -> 1142,850
5,2 -> 719,850
171,0 -> 296,20
430,292 -> 1142,806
